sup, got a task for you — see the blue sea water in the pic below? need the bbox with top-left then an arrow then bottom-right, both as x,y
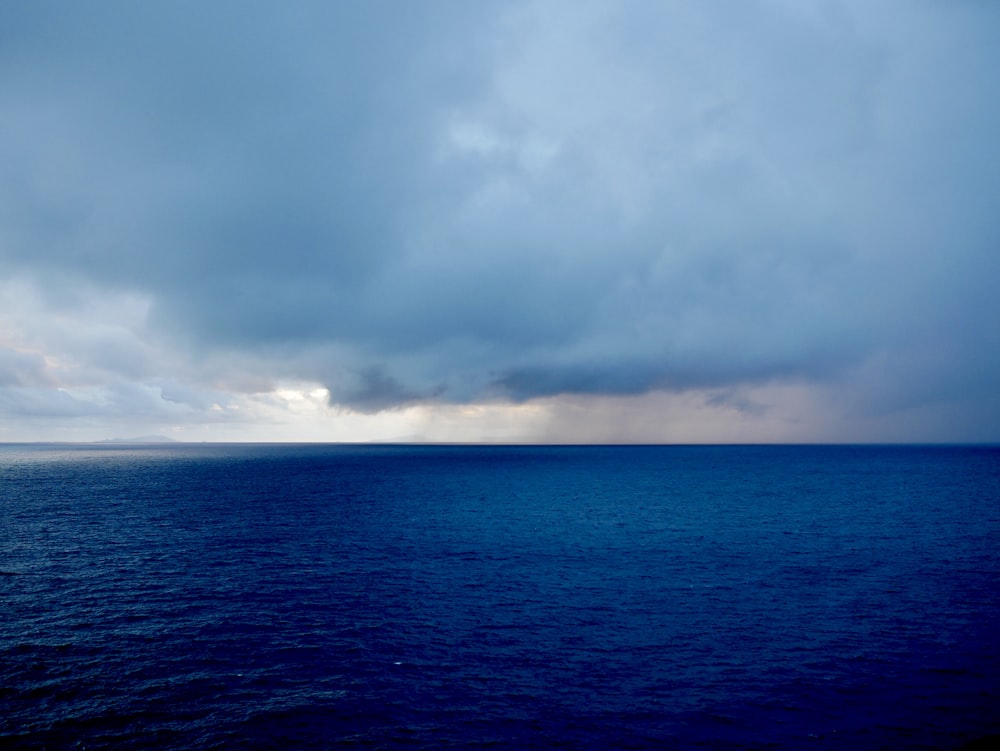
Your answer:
1,444 -> 998,750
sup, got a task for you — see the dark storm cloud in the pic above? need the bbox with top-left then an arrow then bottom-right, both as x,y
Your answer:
1,0 -> 999,437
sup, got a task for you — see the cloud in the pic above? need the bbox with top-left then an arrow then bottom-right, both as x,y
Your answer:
0,0 -> 998,440
0,348 -> 50,389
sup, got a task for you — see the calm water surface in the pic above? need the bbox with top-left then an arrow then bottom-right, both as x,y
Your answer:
1,444 -> 998,749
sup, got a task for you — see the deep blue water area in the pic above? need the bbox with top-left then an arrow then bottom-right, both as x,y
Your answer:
1,443 -> 998,750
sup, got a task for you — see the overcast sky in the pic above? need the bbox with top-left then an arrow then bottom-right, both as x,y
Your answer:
1,0 -> 998,443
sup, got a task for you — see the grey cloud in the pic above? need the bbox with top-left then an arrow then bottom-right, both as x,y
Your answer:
330,367 -> 440,415
1,0 -> 999,437
0,387 -> 96,420
0,349 -> 51,388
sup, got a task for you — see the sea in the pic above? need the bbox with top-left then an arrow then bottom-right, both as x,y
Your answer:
1,443 -> 998,750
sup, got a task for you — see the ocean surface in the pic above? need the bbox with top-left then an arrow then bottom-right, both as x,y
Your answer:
1,443 -> 998,750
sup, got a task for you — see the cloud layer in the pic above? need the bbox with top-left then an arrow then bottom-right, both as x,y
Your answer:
1,0 -> 999,441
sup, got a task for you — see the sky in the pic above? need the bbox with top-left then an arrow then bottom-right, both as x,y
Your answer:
1,0 -> 999,443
